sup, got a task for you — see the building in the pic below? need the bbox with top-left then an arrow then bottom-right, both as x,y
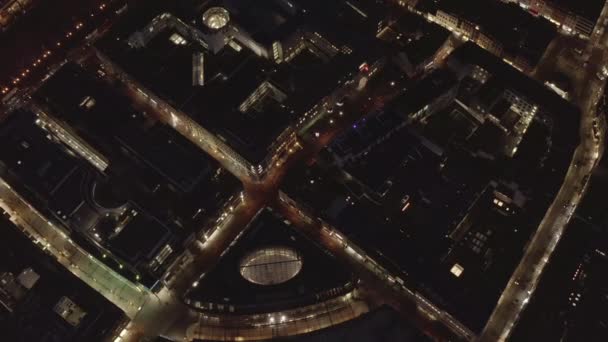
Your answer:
0,105 -> 238,288
94,0 -> 386,179
441,181 -> 527,330
182,207 -> 364,340
379,12 -> 451,77
0,267 -> 40,313
0,0 -> 34,31
476,32 -> 503,57
53,296 -> 87,327
435,10 -> 460,30
0,216 -> 124,341
416,0 -> 556,70
389,68 -> 459,122
505,0 -> 604,38
0,272 -> 25,312
16,267 -> 39,290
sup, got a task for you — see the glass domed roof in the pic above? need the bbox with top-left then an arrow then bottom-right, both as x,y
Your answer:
202,7 -> 230,30
239,247 -> 302,285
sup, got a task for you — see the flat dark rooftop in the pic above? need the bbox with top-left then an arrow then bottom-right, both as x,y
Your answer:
35,63 -> 216,193
435,186 -> 528,331
448,43 -> 580,150
98,15 -> 295,164
307,0 -> 388,57
330,109 -> 405,160
0,106 -> 238,285
441,0 -> 557,65
220,0 -> 301,45
0,214 -> 123,342
284,148 -> 487,276
110,213 -> 171,263
0,111 -> 177,281
551,0 -> 605,22
392,12 -> 451,66
33,63 -> 242,246
389,68 -> 458,115
341,126 -> 444,192
0,111 -> 81,201
187,208 -> 354,314
422,102 -> 479,148
97,0 -> 386,164
414,0 -> 557,66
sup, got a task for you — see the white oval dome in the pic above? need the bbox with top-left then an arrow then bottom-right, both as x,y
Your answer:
240,247 -> 302,285
202,7 -> 230,30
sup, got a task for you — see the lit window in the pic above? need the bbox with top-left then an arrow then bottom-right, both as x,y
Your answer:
450,263 -> 464,277
169,33 -> 187,45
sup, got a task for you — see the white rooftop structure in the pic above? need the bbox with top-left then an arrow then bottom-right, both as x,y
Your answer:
240,247 -> 302,285
54,296 -> 87,327
17,267 -> 39,289
202,7 -> 230,30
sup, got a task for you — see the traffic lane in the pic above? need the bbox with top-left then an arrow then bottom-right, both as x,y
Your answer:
0,181 -> 186,341
264,85 -> 393,188
1,0 -> 123,91
0,180 -> 151,314
481,46 -> 605,337
480,120 -> 601,341
274,198 -> 472,342
301,89 -> 401,153
480,22 -> 608,342
165,195 -> 264,295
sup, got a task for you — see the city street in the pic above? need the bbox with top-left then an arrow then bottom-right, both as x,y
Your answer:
276,192 -> 474,342
478,4 -> 608,340
0,178 -> 153,317
1,31 -> 473,341
6,2 -> 608,340
1,0 -> 125,106
105,54 -> 467,340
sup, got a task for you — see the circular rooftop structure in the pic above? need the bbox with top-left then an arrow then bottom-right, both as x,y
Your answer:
202,7 -> 230,30
240,247 -> 302,286
91,178 -> 127,210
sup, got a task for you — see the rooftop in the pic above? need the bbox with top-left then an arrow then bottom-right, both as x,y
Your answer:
35,63 -> 218,193
388,68 -> 458,117
419,0 -> 557,66
0,214 -> 123,341
96,0 -> 385,164
550,0 -> 605,22
386,12 -> 451,68
34,63 -> 241,231
186,208 -> 354,314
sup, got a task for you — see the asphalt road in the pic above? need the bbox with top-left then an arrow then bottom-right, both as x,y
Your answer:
8,4 -> 599,338
276,192 -> 475,341
478,4 -> 608,339
1,37 -> 470,341
0,177 -> 158,318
